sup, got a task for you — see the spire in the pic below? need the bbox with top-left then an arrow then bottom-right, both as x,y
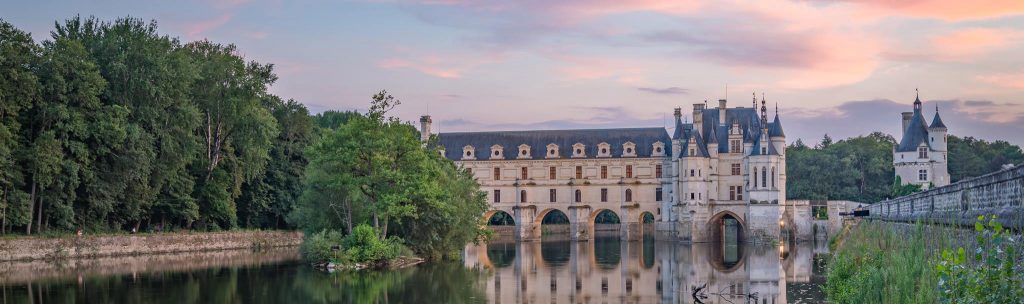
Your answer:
760,93 -> 768,127
930,103 -> 947,129
752,92 -> 756,108
913,88 -> 922,111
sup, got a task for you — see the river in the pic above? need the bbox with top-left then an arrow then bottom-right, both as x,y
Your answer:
0,237 -> 828,303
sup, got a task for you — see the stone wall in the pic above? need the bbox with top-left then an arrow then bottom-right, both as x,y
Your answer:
0,230 -> 303,262
868,165 -> 1024,227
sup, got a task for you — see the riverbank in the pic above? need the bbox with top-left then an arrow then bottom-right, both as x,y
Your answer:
0,230 -> 302,262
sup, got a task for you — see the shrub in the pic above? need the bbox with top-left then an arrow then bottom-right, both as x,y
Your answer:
342,224 -> 406,266
935,215 -> 1024,303
300,230 -> 345,264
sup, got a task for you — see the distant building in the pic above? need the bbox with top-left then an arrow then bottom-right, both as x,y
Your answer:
894,91 -> 950,189
420,94 -> 787,243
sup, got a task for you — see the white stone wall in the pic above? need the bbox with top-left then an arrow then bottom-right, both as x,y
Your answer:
870,165 -> 1024,227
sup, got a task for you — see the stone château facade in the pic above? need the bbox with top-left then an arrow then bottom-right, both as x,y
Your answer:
894,91 -> 950,190
421,95 -> 786,243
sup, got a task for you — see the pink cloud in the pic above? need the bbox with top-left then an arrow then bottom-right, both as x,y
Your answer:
377,51 -> 502,78
931,28 -> 1020,59
185,14 -> 233,40
977,71 -> 1024,90
839,0 -> 1024,21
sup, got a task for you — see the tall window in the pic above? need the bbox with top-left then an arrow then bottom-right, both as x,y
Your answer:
601,166 -> 608,178
753,168 -> 757,189
655,165 -> 662,178
625,189 -> 633,202
549,166 -> 556,179
601,188 -> 608,202
626,165 -> 633,178
771,167 -> 775,188
520,190 -> 526,203
919,169 -> 928,181
737,186 -> 743,200
690,192 -> 694,200
918,147 -> 928,158
521,167 -> 528,179
761,167 -> 767,188
575,190 -> 582,203
493,190 -> 500,203
731,163 -> 741,175
549,189 -> 557,202
575,166 -> 583,179
730,140 -> 741,153
655,188 -> 663,201
729,186 -> 736,200
690,169 -> 694,177
494,167 -> 501,180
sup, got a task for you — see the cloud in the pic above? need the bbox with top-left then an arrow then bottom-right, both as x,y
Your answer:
783,99 -> 1024,146
977,71 -> 1024,90
819,0 -> 1024,21
637,86 -> 689,95
185,14 -> 233,40
377,49 -> 503,78
436,105 -> 668,132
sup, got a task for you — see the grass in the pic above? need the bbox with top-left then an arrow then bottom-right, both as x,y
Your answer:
825,220 -> 939,303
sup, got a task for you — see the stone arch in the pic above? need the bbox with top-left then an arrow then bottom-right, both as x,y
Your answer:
707,211 -> 745,243
637,211 -> 656,237
532,208 -> 570,239
485,210 -> 516,226
706,212 -> 746,273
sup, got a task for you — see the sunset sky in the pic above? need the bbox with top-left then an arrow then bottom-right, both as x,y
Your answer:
4,0 -> 1024,145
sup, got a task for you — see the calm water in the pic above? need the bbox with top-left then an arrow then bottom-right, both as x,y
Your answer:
0,237 -> 829,303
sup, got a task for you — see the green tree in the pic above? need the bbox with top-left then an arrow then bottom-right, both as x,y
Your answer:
947,135 -> 1024,182
0,20 -> 39,234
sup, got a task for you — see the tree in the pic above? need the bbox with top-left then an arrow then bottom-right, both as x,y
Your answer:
0,20 -> 39,234
185,40 -> 278,229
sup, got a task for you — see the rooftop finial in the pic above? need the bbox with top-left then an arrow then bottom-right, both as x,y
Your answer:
752,91 -> 756,108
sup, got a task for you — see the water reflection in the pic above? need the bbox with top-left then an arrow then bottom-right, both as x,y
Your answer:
465,237 -> 827,303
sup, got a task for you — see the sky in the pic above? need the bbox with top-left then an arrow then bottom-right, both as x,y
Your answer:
4,0 -> 1024,145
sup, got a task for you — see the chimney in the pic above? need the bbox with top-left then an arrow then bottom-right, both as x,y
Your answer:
419,115 -> 432,142
718,99 -> 727,126
673,107 -> 682,121
692,103 -> 705,134
901,112 -> 912,133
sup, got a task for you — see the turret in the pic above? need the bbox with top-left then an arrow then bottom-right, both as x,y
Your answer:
419,115 -> 432,142
929,104 -> 947,152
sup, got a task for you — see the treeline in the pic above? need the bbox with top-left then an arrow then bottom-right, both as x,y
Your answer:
787,133 -> 1024,203
0,17 -> 362,234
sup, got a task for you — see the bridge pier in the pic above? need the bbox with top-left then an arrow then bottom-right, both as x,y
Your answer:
620,204 -> 641,241
513,205 -> 538,242
568,206 -> 591,242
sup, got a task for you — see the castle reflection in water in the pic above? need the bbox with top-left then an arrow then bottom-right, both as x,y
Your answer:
464,237 -> 828,304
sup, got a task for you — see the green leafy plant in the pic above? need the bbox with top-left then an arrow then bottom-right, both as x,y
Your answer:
935,215 -> 1024,303
299,230 -> 345,264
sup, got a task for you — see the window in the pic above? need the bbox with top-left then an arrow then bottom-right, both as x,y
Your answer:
494,190 -> 500,203
520,190 -> 526,203
919,169 -> 928,181
549,167 -> 556,179
625,189 -> 633,202
761,147 -> 766,154
690,192 -> 694,200
698,169 -> 701,176
575,166 -> 582,179
575,190 -> 582,203
731,163 -> 741,175
626,165 -> 633,178
737,186 -> 743,200
655,165 -> 662,178
771,167 -> 775,188
494,167 -> 501,180
730,140 -> 741,153
549,189 -> 557,202
521,167 -> 528,180
689,148 -> 695,155
601,166 -> 608,179
655,188 -> 663,201
761,167 -> 767,188
729,186 -> 736,200
690,169 -> 694,177
753,168 -> 757,189
919,147 -> 928,158
601,188 -> 608,202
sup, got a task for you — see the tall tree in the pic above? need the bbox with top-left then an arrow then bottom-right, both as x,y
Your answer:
185,40 -> 278,229
0,20 -> 39,234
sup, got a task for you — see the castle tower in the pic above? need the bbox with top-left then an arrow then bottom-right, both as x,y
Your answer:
894,90 -> 949,189
744,94 -> 784,242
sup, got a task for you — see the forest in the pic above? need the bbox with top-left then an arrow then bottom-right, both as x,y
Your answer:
785,133 -> 1024,203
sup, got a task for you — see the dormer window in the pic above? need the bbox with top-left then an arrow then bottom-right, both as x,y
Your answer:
652,141 -> 666,157
761,147 -> 766,154
462,145 -> 476,160
572,143 -> 586,158
546,144 -> 559,159
597,142 -> 611,157
918,147 -> 928,159
622,142 -> 636,157
518,144 -> 531,159
491,145 -> 504,159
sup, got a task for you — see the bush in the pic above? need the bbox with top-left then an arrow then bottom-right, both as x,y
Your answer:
300,230 -> 345,264
935,215 -> 1024,303
342,224 -> 407,266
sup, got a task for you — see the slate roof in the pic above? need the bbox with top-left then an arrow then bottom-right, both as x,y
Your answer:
676,106 -> 784,156
436,128 -> 672,161
896,106 -> 931,152
769,113 -> 785,137
930,111 -> 947,129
